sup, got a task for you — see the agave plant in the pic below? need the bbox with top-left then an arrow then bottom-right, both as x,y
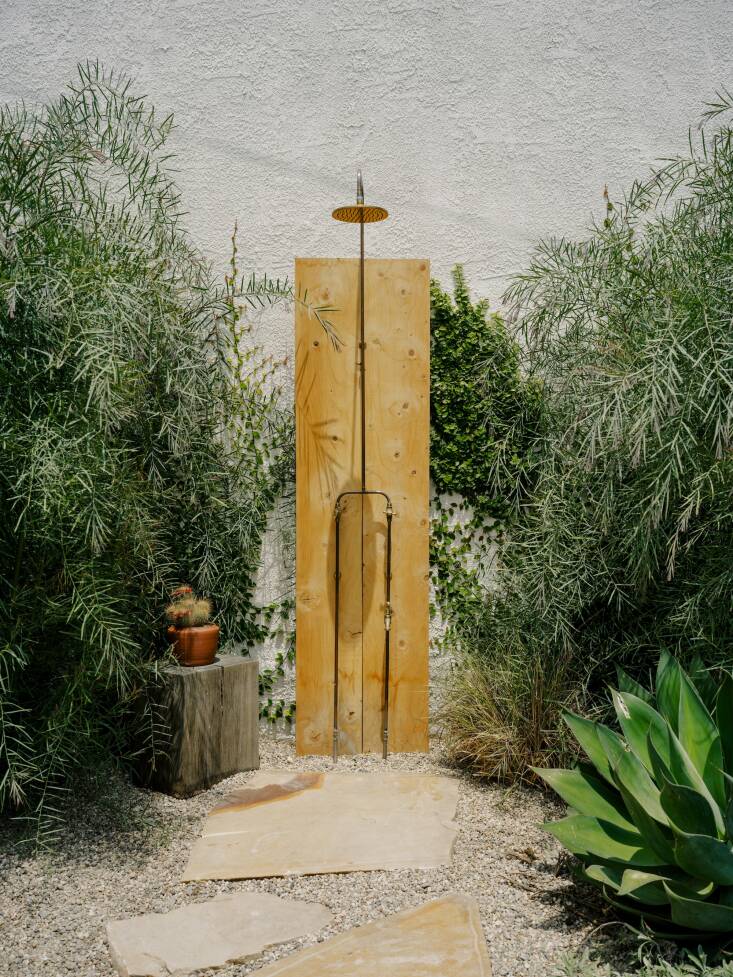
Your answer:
535,652 -> 733,936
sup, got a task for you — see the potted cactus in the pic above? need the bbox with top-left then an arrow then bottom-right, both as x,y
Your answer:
165,585 -> 219,667
535,651 -> 733,938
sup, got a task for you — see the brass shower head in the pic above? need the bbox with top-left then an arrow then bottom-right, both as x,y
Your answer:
332,169 -> 388,223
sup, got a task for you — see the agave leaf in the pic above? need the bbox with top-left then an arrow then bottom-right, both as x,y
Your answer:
689,657 -> 718,713
676,664 -> 725,808
601,883 -> 711,938
617,869 -> 672,905
583,862 -> 624,892
672,830 -> 733,885
611,761 -> 676,863
665,885 -> 733,933
657,649 -> 682,733
542,815 -> 667,867
719,887 -> 733,906
533,766 -> 633,829
648,731 -> 676,786
618,869 -> 714,905
562,710 -> 614,784
601,887 -> 679,929
596,722 -> 627,770
611,690 -> 671,773
648,728 -> 725,837
616,665 -> 653,704
610,745 -> 668,826
716,672 -> 733,779
724,775 -> 733,838
659,777 -> 720,839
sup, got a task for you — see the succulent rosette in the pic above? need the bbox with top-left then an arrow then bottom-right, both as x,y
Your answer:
535,652 -> 733,936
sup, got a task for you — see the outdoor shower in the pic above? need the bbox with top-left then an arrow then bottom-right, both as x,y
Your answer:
331,171 -> 394,762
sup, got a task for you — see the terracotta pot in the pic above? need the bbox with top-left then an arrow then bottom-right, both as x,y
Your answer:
167,623 -> 219,667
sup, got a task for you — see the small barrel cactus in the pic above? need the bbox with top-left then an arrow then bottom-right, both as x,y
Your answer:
165,585 -> 213,629
534,652 -> 733,936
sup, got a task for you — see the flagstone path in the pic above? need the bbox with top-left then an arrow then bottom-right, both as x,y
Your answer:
0,736 -> 612,977
248,894 -> 492,976
106,892 -> 332,976
182,770 -> 459,880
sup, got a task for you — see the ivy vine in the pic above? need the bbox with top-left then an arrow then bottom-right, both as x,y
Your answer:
258,595 -> 296,724
429,266 -> 541,646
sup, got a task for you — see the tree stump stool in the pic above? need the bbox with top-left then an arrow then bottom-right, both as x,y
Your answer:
151,655 -> 259,796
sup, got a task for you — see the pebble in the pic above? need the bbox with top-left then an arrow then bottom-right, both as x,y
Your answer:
0,733 -> 616,976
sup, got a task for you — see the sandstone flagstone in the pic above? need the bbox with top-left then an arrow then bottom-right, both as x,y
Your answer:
181,769 -> 459,880
243,894 -> 492,976
106,892 -> 332,977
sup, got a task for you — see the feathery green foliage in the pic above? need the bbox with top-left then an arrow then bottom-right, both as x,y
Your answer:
538,653 -> 733,937
443,96 -> 733,781
0,64 -> 318,838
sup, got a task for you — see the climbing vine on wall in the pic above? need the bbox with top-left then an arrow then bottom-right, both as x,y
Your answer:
258,594 -> 296,724
429,267 -> 541,647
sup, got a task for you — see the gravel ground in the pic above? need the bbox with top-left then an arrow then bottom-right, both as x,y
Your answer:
0,734 -> 623,977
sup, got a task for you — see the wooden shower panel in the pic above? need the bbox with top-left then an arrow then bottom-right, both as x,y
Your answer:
295,257 -> 430,755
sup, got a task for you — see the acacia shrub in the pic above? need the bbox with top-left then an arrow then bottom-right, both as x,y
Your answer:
0,65 -> 290,836
443,97 -> 733,780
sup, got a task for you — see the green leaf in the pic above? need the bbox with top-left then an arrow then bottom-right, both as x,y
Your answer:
676,664 -> 725,807
609,743 -> 668,826
601,888 -> 681,931
665,885 -> 733,932
719,887 -> 733,907
659,777 -> 720,839
716,671 -> 733,779
596,722 -> 627,772
616,666 -> 653,704
617,868 -> 714,905
611,689 -> 671,773
618,869 -> 672,905
533,765 -> 633,829
655,654 -> 725,806
689,657 -> 718,713
583,862 -> 624,892
542,815 -> 667,867
724,774 -> 733,837
610,755 -> 675,862
672,830 -> 733,884
656,649 -> 681,733
562,710 -> 614,784
648,728 -> 725,837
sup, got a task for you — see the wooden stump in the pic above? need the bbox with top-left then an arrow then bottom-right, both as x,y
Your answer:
150,655 -> 259,797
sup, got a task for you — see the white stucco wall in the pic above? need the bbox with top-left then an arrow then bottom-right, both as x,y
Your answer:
3,0 -> 732,720
3,0 -> 731,305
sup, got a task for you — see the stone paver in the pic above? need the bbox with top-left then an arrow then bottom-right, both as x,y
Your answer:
246,894 -> 492,976
106,892 -> 332,977
181,769 -> 459,881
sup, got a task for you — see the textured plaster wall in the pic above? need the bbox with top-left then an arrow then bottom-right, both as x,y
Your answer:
3,0 -> 732,718
3,1 -> 731,304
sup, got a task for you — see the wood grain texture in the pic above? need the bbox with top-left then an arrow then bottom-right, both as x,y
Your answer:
294,258 -> 361,755
362,260 -> 430,752
295,258 -> 429,755
152,656 -> 259,796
